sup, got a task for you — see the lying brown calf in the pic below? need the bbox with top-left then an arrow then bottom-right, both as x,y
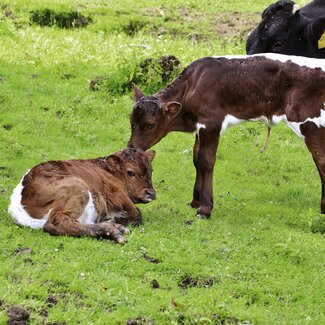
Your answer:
8,148 -> 155,243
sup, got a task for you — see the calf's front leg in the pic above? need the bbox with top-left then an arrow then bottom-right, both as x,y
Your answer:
196,126 -> 220,218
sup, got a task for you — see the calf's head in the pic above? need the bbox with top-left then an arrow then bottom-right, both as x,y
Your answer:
247,0 -> 325,57
106,148 -> 156,203
128,85 -> 182,150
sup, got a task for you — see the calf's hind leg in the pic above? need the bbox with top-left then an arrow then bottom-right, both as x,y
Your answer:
301,123 -> 325,213
43,181 -> 128,243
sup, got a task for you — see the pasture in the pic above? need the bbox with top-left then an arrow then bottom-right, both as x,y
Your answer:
0,0 -> 324,323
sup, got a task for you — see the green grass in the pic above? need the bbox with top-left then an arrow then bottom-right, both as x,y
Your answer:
0,0 -> 324,324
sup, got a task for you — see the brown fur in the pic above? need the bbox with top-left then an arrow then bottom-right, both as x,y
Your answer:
129,56 -> 325,217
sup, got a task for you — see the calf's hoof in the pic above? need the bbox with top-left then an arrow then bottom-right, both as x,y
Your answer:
196,207 -> 211,219
102,221 -> 130,244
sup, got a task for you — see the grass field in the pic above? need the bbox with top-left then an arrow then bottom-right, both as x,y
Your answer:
0,0 -> 324,324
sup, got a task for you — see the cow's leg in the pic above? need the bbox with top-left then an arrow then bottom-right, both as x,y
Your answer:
191,134 -> 202,208
44,214 -> 128,243
301,122 -> 325,213
196,126 -> 220,218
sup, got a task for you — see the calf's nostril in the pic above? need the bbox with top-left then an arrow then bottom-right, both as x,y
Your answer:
145,189 -> 156,200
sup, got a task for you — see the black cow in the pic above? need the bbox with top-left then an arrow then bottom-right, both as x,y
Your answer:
247,0 -> 325,58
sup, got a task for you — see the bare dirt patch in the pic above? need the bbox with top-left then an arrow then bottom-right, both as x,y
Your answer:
178,275 -> 215,289
214,12 -> 260,40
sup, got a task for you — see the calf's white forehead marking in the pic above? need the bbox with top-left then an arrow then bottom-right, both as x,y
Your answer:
77,192 -> 99,225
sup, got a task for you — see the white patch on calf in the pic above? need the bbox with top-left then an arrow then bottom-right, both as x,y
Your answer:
283,109 -> 325,139
196,122 -> 206,139
305,109 -> 325,128
221,114 -> 245,134
271,115 -> 286,125
8,174 -> 48,229
77,192 -> 99,225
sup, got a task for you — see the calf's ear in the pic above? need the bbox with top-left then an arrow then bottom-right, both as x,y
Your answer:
163,102 -> 182,120
262,0 -> 296,18
146,150 -> 156,162
132,84 -> 145,101
106,155 -> 122,173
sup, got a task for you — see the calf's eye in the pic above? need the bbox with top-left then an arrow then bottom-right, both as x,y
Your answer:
127,170 -> 135,177
147,123 -> 155,129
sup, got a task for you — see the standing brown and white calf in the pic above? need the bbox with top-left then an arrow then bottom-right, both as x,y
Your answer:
128,53 -> 325,218
9,148 -> 155,243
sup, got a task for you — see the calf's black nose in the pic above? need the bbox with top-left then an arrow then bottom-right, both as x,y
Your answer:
145,189 -> 156,200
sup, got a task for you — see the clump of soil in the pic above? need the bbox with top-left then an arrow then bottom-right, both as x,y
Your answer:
178,275 -> 215,289
150,279 -> 159,289
7,306 -> 29,325
30,9 -> 92,28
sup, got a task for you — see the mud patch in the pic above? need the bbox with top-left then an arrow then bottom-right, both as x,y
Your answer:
7,306 -> 29,325
126,317 -> 154,325
3,124 -> 13,131
46,295 -> 58,307
214,12 -> 260,40
150,279 -> 159,289
143,253 -> 161,264
178,275 -> 215,289
14,247 -> 33,255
